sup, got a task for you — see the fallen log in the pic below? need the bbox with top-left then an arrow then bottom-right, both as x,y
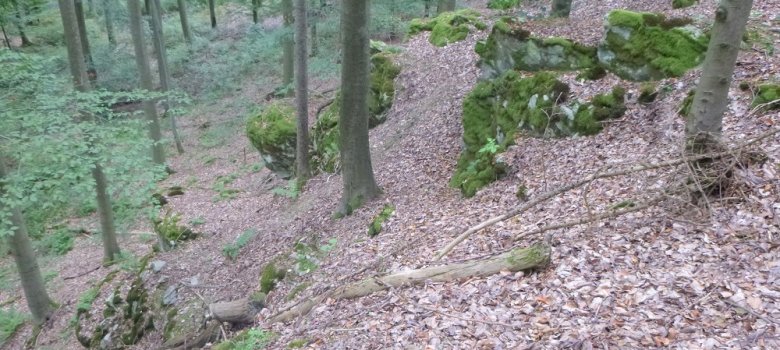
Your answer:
159,320 -> 220,350
268,242 -> 551,324
208,292 -> 266,324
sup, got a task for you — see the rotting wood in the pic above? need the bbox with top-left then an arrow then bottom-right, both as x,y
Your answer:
209,297 -> 259,324
268,242 -> 551,324
435,128 -> 780,260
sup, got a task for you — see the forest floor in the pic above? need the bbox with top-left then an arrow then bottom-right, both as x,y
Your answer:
3,0 -> 780,349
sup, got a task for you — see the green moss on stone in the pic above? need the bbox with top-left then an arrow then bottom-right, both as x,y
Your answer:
576,66 -> 607,81
259,263 -> 285,294
246,103 -> 297,177
672,0 -> 696,9
369,53 -> 402,125
368,204 -> 395,237
751,84 -> 780,109
638,82 -> 658,104
600,10 -> 707,81
408,9 -> 486,47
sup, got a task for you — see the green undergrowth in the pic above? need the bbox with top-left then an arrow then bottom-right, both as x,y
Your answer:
752,84 -> 780,109
678,89 -> 696,117
672,0 -> 696,9
600,10 -> 706,80
259,262 -> 286,294
213,173 -> 240,201
488,0 -> 522,10
213,328 -> 275,350
368,204 -> 395,237
223,229 -> 258,261
452,71 -> 627,197
409,9 -> 487,47
0,309 -> 26,345
153,211 -> 197,251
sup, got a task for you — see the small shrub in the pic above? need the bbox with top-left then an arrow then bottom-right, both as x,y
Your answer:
212,173 -> 240,201
153,211 -> 197,250
39,229 -> 74,256
222,229 -> 257,261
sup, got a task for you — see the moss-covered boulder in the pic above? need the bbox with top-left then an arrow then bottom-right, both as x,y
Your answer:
751,84 -> 780,109
369,53 -> 402,126
311,98 -> 340,173
452,71 -> 627,197
598,10 -> 707,81
476,17 -> 597,79
246,103 -> 297,178
408,9 -> 487,47
672,0 -> 696,9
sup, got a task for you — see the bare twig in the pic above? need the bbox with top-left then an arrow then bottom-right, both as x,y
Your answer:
434,128 -> 779,260
720,297 -> 780,325
64,265 -> 101,280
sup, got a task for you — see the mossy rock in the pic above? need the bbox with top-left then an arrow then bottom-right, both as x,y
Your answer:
476,17 -> 597,79
408,9 -> 486,47
638,82 -> 659,104
160,298 -> 204,345
312,97 -> 341,173
598,10 -> 707,81
246,102 -> 297,178
453,72 -> 627,197
751,84 -> 780,109
369,53 -> 402,126
576,66 -> 608,81
368,204 -> 395,237
259,262 -> 286,294
672,0 -> 696,9
488,0 -> 521,10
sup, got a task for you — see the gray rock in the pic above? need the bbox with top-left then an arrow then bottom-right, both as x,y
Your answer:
163,285 -> 178,306
150,260 -> 167,273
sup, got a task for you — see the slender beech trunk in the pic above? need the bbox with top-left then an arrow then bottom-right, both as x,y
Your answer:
75,0 -> 98,84
550,0 -> 571,18
252,0 -> 259,24
87,0 -> 95,16
436,0 -> 455,14
686,0 -> 753,150
150,0 -> 184,154
424,0 -> 431,17
177,0 -> 192,44
282,0 -> 294,88
310,0 -> 324,57
59,0 -> 122,264
11,0 -> 32,46
208,0 -> 216,28
128,0 -> 166,165
103,0 -> 116,46
338,0 -> 380,215
294,0 -> 310,181
1,24 -> 12,49
1,160 -> 54,325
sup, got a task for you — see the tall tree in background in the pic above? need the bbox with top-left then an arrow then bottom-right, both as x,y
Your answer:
424,0 -> 432,17
687,0 -> 753,149
74,0 -> 97,83
294,0 -> 310,181
102,0 -> 115,46
252,0 -> 261,24
208,0 -> 216,28
10,0 -> 31,46
550,0 -> 571,18
436,0 -> 455,14
282,0 -> 294,88
309,0 -> 324,57
338,0 -> 380,215
128,0 -> 166,165
0,160 -> 54,325
176,0 -> 192,44
59,0 -> 122,263
149,0 -> 184,154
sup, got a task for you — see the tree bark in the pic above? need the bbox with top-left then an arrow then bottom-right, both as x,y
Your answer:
436,0 -> 455,14
294,0 -> 310,181
208,298 -> 260,324
176,0 -> 191,44
1,24 -> 13,50
686,0 -> 753,149
282,0 -> 294,88
309,0 -> 324,57
424,0 -> 431,17
338,0 -> 380,215
269,242 -> 551,323
11,0 -> 32,46
0,160 -> 54,325
128,0 -> 166,165
208,0 -> 216,28
150,0 -> 184,154
74,0 -> 97,84
252,0 -> 259,24
59,0 -> 90,91
550,0 -> 571,18
102,0 -> 116,47
93,163 -> 121,263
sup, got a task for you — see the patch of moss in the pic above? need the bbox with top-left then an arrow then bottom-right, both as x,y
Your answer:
259,263 -> 286,294
368,204 -> 395,237
638,82 -> 658,104
672,0 -> 696,9
408,9 -> 486,47
245,102 -> 297,176
600,10 -> 707,80
751,84 -> 780,109
572,86 -> 627,135
369,53 -> 402,126
213,328 -> 275,350
487,0 -> 521,10
288,338 -> 309,349
576,66 -> 607,81
153,211 -> 197,251
678,89 -> 695,117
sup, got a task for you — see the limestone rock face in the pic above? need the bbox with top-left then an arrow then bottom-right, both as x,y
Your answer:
597,10 -> 707,81
246,103 -> 297,178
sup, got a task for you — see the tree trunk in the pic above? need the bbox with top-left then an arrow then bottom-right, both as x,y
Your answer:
128,0 -> 166,165
150,0 -> 184,154
550,0 -> 571,18
208,0 -> 216,28
281,0 -> 294,88
12,0 -> 32,46
436,0 -> 455,14
93,163 -> 121,263
1,24 -> 12,50
309,0 -> 323,57
176,0 -> 192,44
59,0 -> 90,91
269,242 -> 551,323
252,0 -> 259,24
102,0 -> 116,47
337,0 -> 380,215
294,0 -> 310,181
0,160 -> 54,325
424,0 -> 431,17
74,0 -> 98,84
686,0 -> 753,149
